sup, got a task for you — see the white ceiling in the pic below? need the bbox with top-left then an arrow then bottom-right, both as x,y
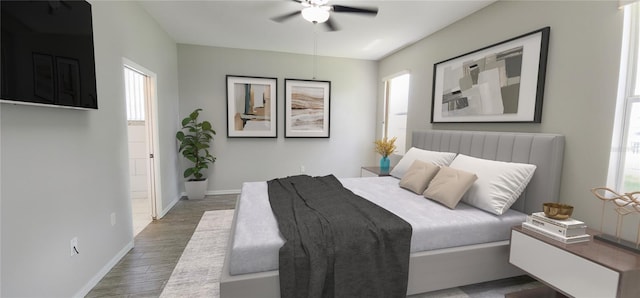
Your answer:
138,0 -> 496,60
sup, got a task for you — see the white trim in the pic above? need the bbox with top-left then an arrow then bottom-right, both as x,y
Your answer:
145,69 -> 161,219
608,4 -> 633,188
620,0 -> 639,9
179,189 -> 241,198
208,189 -> 241,196
381,70 -> 410,82
122,58 -> 153,77
158,195 -> 181,219
122,57 -> 163,220
608,4 -> 639,190
72,241 -> 134,298
381,72 -> 411,153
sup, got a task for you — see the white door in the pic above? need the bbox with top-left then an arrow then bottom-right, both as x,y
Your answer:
123,59 -> 160,236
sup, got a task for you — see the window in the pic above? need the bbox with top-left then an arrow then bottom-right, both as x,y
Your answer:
382,72 -> 410,154
609,2 -> 640,193
124,66 -> 147,121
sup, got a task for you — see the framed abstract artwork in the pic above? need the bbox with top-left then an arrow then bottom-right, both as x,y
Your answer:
284,79 -> 331,138
226,75 -> 277,138
431,27 -> 550,123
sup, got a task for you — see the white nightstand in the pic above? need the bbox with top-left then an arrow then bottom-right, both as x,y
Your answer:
509,226 -> 640,298
360,166 -> 392,177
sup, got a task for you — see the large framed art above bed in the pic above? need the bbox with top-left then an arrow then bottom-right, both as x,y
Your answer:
220,130 -> 565,298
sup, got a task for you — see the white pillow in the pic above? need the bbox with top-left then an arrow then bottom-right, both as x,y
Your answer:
390,147 -> 457,179
449,154 -> 537,215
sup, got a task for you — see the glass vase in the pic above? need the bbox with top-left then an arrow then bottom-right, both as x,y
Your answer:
380,156 -> 390,173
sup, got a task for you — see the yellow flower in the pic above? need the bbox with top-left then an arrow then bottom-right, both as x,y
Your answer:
374,137 -> 397,157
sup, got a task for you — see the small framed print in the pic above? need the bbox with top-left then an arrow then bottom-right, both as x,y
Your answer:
285,79 -> 331,138
226,75 -> 277,138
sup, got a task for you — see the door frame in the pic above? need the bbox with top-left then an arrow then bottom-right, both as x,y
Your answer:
123,58 -> 161,220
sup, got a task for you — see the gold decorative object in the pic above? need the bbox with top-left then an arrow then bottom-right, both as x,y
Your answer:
591,187 -> 640,250
374,137 -> 397,158
543,202 -> 574,220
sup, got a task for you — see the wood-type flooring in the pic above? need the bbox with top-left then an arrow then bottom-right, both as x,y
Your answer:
86,195 -> 237,297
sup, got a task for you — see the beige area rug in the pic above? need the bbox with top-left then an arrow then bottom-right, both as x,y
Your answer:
160,209 -> 234,298
160,209 -> 539,298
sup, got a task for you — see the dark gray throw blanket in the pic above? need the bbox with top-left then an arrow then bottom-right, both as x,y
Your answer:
268,174 -> 412,298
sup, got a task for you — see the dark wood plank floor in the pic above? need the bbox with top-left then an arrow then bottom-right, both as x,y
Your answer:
86,195 -> 237,298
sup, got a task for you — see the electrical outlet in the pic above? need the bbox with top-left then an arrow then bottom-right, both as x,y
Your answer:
110,212 -> 116,226
300,165 -> 306,173
70,237 -> 79,257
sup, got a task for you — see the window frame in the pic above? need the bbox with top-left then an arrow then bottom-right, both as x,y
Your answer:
609,3 -> 640,192
381,71 -> 410,154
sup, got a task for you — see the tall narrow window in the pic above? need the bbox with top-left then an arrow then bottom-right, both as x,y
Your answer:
382,73 -> 410,154
124,66 -> 146,121
610,2 -> 640,193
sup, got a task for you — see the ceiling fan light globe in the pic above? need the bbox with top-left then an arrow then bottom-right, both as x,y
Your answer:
302,6 -> 330,23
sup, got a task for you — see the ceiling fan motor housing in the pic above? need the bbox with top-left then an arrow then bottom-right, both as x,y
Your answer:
272,0 -> 379,31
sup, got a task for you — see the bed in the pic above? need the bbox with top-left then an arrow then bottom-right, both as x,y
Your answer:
220,129 -> 565,297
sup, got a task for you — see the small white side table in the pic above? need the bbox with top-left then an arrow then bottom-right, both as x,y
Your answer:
509,225 -> 640,298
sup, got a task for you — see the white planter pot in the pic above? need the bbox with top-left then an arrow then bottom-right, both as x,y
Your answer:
185,178 -> 208,200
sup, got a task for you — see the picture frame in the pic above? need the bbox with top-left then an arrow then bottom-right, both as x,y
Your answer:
431,27 -> 550,123
226,75 -> 277,138
284,79 -> 331,138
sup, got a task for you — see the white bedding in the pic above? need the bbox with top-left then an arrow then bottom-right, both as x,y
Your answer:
229,176 -> 527,276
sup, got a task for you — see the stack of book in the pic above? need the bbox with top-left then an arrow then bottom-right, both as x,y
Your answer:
522,212 -> 590,243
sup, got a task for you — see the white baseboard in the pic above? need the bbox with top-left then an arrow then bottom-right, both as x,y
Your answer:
179,189 -> 240,198
207,189 -> 240,195
72,189 -> 235,297
158,195 -> 180,219
159,189 -> 235,219
73,240 -> 134,298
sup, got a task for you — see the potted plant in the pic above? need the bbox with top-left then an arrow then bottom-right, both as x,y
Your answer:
176,108 -> 216,200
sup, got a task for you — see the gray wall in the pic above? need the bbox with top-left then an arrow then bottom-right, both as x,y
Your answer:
379,1 -> 624,234
177,45 -> 378,193
0,1 -> 629,296
0,1 -> 181,296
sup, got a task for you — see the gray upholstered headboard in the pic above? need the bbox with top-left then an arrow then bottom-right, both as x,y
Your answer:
411,130 -> 565,215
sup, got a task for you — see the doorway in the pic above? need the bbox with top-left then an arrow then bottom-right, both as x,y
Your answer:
123,59 -> 159,236
382,72 -> 410,154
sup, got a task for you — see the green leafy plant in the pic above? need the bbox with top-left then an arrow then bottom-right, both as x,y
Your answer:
176,109 -> 216,181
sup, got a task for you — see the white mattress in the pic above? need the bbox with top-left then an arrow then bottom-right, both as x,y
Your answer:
229,176 -> 527,276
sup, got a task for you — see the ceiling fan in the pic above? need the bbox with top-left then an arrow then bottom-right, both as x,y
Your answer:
271,0 -> 378,31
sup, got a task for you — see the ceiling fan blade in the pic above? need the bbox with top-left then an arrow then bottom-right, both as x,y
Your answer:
271,11 -> 301,23
331,5 -> 378,16
324,18 -> 339,32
